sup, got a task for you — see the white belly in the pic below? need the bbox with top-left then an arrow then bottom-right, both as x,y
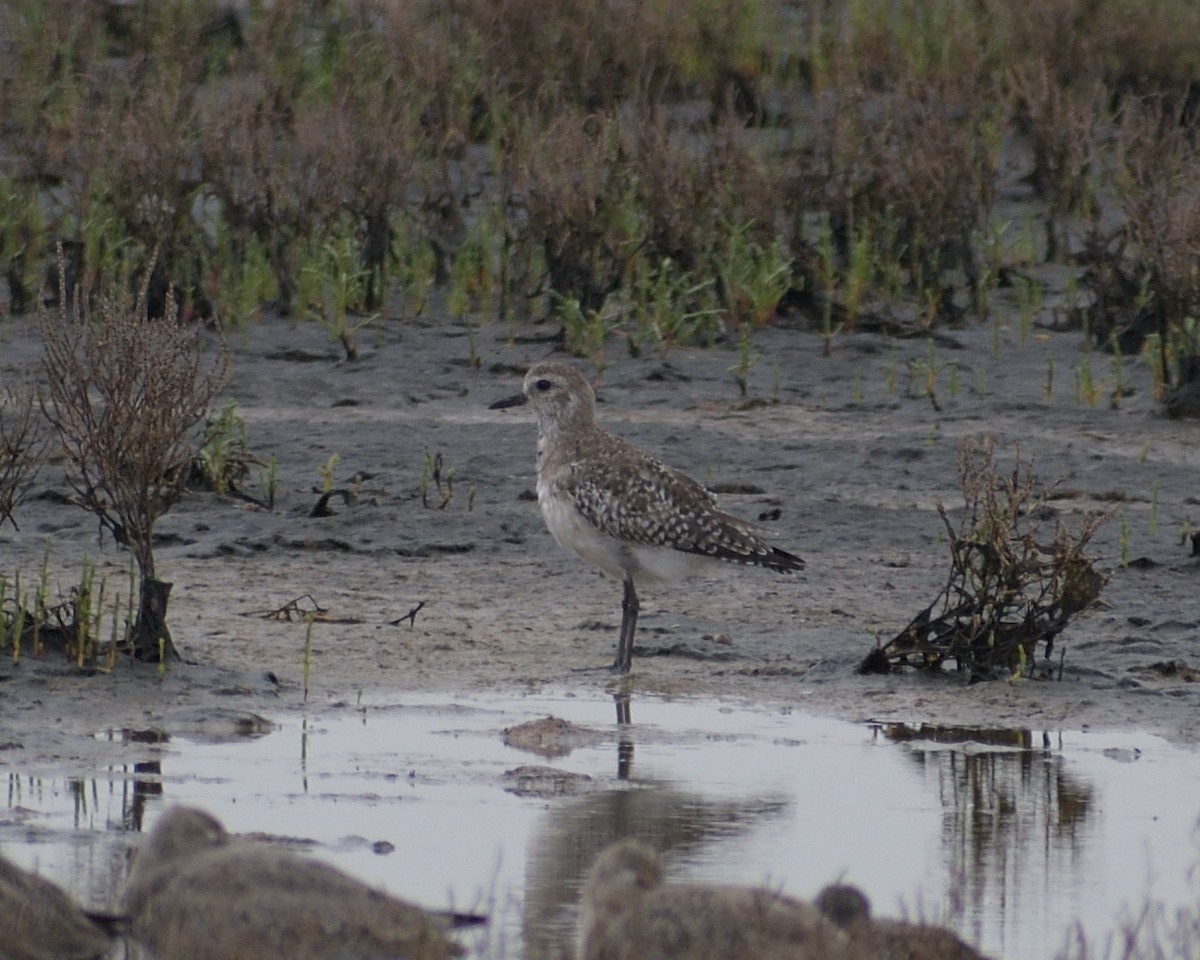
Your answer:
539,485 -> 707,585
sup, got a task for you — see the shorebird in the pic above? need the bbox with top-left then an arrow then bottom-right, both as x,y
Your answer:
123,806 -> 480,960
490,361 -> 805,674
578,838 -> 848,960
816,884 -> 991,960
0,855 -> 112,960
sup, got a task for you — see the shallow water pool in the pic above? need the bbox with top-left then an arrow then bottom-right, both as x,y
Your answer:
3,690 -> 1199,960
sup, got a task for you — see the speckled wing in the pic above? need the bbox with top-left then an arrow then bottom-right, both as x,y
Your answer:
557,433 -> 804,572
587,885 -> 845,960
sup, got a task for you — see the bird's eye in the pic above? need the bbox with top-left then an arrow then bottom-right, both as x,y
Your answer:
534,378 -> 553,392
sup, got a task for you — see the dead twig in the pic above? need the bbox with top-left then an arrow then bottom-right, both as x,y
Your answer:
862,438 -> 1111,681
389,601 -> 426,628
250,596 -> 330,622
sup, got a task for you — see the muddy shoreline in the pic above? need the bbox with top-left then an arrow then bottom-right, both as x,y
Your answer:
2,302 -> 1198,759
1,303 -> 1198,960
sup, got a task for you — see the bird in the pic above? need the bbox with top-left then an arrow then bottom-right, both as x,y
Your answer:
122,805 -> 481,960
490,361 -> 805,674
0,853 -> 112,960
578,838 -> 849,960
816,883 -> 992,960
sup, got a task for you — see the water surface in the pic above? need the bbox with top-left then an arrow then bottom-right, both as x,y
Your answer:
3,691 -> 1198,960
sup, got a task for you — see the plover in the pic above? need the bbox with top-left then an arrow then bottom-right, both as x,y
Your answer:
0,855 -> 111,960
123,806 -> 480,960
579,838 -> 848,960
816,884 -> 991,960
490,361 -> 805,673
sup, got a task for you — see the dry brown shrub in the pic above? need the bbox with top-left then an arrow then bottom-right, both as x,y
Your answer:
101,63 -> 207,301
193,6 -> 354,316
802,73 -> 998,317
325,84 -> 423,310
1007,63 -> 1108,260
982,0 -> 1117,90
1091,1 -> 1200,100
863,438 -> 1110,681
0,0 -> 108,182
0,376 -> 48,530
462,0 -> 684,110
194,69 -> 291,299
1110,96 -> 1200,390
37,253 -> 229,660
619,109 -> 784,271
509,108 -> 638,315
2,2 -> 220,303
195,4 -> 438,317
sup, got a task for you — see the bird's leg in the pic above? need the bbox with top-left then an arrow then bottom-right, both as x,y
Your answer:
614,573 -> 639,674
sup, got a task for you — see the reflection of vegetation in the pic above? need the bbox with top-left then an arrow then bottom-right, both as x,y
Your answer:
1060,880 -> 1200,960
878,723 -> 1094,930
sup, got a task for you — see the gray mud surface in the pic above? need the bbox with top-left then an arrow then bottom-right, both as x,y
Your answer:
2,294 -> 1198,768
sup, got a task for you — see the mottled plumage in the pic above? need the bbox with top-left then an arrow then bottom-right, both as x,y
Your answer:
491,361 -> 804,673
123,806 -> 472,960
0,855 -> 110,960
579,839 -> 848,960
816,884 -> 992,960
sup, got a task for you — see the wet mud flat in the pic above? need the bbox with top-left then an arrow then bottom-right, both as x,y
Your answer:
1,304 -> 1199,958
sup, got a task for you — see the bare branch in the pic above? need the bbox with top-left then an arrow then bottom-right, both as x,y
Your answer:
36,248 -> 229,658
0,377 -> 50,530
864,438 -> 1112,680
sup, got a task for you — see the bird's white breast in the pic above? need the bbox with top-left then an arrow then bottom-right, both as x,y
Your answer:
538,478 -> 708,585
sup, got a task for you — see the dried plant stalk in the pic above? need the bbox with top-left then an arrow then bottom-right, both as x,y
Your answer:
863,438 -> 1111,680
37,249 -> 229,661
0,378 -> 49,530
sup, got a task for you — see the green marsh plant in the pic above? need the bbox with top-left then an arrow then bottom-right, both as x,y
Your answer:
714,222 -> 792,329
815,217 -> 841,357
195,403 -> 249,497
555,293 -> 622,380
420,448 -> 456,510
1014,275 -> 1043,346
626,257 -> 720,355
391,214 -> 437,321
3,551 -> 132,670
0,174 -> 48,314
729,324 -> 762,399
303,613 -> 315,703
208,225 -> 276,329
318,454 -> 341,495
299,222 -> 378,362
